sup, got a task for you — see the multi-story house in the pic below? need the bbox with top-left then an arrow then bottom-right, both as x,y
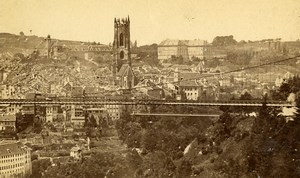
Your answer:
0,85 -> 15,99
158,39 -> 188,60
175,71 -> 220,101
158,39 -> 209,61
186,39 -> 209,60
0,142 -> 32,177
104,104 -> 122,120
179,80 -> 202,100
45,105 -> 60,122
21,105 -> 35,115
0,115 -> 16,131
6,104 -> 22,115
71,86 -> 84,97
70,105 -> 85,126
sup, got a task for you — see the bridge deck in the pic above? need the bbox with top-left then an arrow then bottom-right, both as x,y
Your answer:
131,113 -> 221,117
0,99 -> 293,107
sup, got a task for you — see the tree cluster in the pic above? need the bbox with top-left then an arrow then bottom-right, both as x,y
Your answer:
247,95 -> 300,177
115,79 -> 300,177
116,106 -> 213,177
226,50 -> 253,66
212,35 -> 237,46
43,152 -> 134,178
271,75 -> 300,100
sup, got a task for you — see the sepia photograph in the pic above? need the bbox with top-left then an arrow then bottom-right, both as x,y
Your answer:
0,0 -> 299,177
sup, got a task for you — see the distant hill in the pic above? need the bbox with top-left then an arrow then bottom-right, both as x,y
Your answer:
131,44 -> 159,66
0,33 -> 103,52
0,33 -> 113,96
132,44 -> 158,56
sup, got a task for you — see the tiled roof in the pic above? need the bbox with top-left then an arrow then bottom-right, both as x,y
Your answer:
186,39 -> 206,46
159,39 -> 206,46
72,86 -> 83,90
159,39 -> 188,46
136,79 -> 160,89
0,142 -> 30,156
85,86 -> 97,93
117,64 -> 134,77
70,146 -> 81,152
159,39 -> 179,46
172,65 -> 190,71
179,80 -> 200,87
178,72 -> 218,87
180,72 -> 202,80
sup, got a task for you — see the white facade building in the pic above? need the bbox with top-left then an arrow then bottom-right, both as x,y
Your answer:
0,142 -> 32,178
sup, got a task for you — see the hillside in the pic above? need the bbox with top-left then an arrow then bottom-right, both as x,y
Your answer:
113,77 -> 300,177
0,33 -> 112,96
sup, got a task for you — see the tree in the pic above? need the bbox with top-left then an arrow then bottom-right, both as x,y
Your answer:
90,115 -> 97,127
30,159 -> 51,178
141,151 -> 176,177
133,40 -> 137,48
16,113 -> 34,133
141,129 -> 158,152
13,53 -> 25,60
116,111 -> 133,140
44,152 -> 133,178
19,31 -> 24,36
226,50 -> 252,66
247,92 -> 300,177
212,35 -> 237,46
83,112 -> 89,127
271,76 -> 300,100
123,122 -> 142,148
126,150 -> 143,173
240,91 -> 253,100
253,95 -> 269,133
176,159 -> 192,177
180,89 -> 187,101
238,40 -> 247,45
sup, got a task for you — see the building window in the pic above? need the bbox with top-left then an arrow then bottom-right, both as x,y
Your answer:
120,33 -> 124,46
120,51 -> 124,59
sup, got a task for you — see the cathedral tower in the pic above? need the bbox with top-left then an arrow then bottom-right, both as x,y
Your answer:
112,16 -> 136,89
113,16 -> 131,73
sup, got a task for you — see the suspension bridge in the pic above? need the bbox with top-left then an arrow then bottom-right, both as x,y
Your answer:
0,99 -> 293,107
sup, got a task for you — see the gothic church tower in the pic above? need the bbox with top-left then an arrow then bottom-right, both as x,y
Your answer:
112,16 -> 136,89
113,16 -> 131,74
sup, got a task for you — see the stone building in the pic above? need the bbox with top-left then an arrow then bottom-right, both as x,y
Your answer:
112,17 -> 137,89
0,115 -> 16,131
157,40 -> 188,60
0,142 -> 32,177
45,105 -> 60,122
116,64 -> 136,90
174,71 -> 220,101
70,146 -> 82,161
158,39 -> 209,61
70,105 -> 85,127
186,39 -> 209,60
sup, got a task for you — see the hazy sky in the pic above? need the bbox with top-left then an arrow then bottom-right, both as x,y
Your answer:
1,0 -> 300,45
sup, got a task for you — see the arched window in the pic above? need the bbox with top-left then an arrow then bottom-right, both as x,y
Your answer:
120,51 -> 124,59
120,33 -> 124,46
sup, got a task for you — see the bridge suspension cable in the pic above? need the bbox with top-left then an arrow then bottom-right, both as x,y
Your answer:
132,55 -> 300,90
